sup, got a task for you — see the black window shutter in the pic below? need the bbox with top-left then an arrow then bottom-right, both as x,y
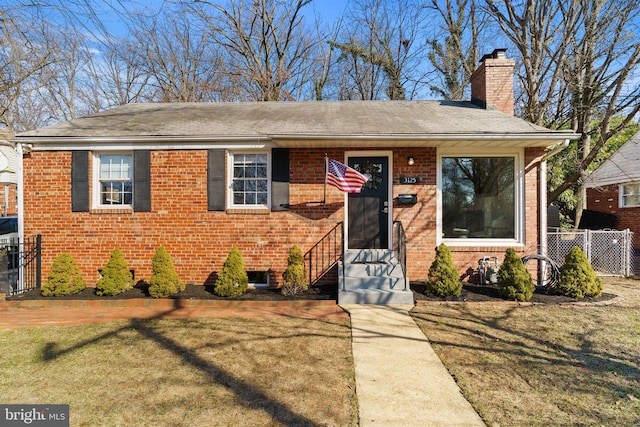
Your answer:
71,151 -> 89,212
133,150 -> 151,212
271,148 -> 290,211
208,149 -> 225,211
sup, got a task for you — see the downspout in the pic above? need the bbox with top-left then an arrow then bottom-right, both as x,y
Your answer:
16,142 -> 27,292
538,139 -> 570,257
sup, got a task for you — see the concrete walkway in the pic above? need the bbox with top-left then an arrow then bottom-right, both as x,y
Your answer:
342,304 -> 485,426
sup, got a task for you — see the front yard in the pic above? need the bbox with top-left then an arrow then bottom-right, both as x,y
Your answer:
0,316 -> 357,426
411,277 -> 640,426
1,277 -> 638,426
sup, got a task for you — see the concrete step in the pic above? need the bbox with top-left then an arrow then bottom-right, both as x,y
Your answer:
338,259 -> 411,304
338,288 -> 414,304
344,250 -> 395,264
343,275 -> 405,291
342,261 -> 404,278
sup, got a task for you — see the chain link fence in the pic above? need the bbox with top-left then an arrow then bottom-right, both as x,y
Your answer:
547,229 -> 635,276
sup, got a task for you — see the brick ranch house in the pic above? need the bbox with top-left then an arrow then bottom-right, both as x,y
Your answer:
585,131 -> 640,256
14,49 -> 577,303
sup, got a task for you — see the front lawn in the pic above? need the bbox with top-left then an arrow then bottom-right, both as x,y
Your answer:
411,277 -> 640,426
0,316 -> 356,426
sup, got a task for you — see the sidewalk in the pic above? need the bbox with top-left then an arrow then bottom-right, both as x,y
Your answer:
343,304 -> 485,426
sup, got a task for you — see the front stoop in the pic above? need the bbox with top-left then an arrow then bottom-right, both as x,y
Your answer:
338,250 -> 414,304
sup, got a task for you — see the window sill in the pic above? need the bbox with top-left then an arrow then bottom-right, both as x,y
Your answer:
226,208 -> 271,215
441,239 -> 524,249
90,207 -> 134,215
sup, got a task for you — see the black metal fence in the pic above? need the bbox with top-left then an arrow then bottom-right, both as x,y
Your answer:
0,235 -> 41,295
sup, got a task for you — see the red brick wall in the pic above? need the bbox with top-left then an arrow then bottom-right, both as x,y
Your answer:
23,147 -> 543,286
0,183 -> 17,216
587,185 -> 640,249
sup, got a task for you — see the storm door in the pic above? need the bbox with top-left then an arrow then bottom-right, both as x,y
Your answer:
347,156 -> 390,249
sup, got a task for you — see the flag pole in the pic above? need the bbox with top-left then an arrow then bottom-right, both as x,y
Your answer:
323,154 -> 328,205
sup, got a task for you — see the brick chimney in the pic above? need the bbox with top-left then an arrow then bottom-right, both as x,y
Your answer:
470,48 -> 515,115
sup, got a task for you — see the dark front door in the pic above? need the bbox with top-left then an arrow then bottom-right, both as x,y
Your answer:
347,156 -> 389,249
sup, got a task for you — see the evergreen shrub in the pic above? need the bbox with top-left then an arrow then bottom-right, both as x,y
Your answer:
41,253 -> 86,296
556,246 -> 603,298
96,248 -> 134,296
214,246 -> 248,297
497,248 -> 535,301
148,245 -> 184,298
426,243 -> 462,297
281,245 -> 308,296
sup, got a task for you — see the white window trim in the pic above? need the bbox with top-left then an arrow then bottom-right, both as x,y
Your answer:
436,148 -> 525,247
92,152 -> 134,209
619,182 -> 640,208
227,150 -> 272,209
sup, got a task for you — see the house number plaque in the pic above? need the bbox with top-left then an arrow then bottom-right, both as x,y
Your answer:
399,176 -> 420,184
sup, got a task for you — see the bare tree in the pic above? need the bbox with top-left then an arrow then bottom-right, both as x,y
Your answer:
487,0 -> 640,227
329,0 -> 430,100
191,0 -> 316,101
485,0 -> 580,125
427,0 -> 482,100
88,39 -> 153,107
552,0 -> 640,224
131,13 -> 224,102
0,6 -> 55,131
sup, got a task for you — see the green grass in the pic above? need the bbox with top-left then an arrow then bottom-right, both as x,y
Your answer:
411,278 -> 640,426
0,317 -> 357,426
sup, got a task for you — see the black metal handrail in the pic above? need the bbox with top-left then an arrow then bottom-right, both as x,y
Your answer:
392,221 -> 408,291
305,222 -> 344,285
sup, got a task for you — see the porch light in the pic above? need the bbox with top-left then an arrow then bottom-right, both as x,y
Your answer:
407,156 -> 415,166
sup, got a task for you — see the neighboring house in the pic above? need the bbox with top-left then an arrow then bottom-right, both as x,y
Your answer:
0,130 -> 18,218
585,131 -> 640,250
14,49 -> 577,303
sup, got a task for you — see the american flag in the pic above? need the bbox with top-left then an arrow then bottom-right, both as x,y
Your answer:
326,158 -> 369,193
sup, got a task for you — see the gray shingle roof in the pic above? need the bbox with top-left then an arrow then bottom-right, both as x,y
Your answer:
15,100 -> 576,148
585,131 -> 640,187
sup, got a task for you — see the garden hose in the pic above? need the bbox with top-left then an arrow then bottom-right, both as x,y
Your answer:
521,254 -> 560,292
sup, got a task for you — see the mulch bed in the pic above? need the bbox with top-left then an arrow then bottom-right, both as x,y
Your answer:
7,281 -> 617,304
7,282 -> 337,302
411,282 -> 617,304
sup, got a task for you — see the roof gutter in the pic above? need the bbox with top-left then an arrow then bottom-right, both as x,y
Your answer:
14,131 -> 580,145
540,138 -> 571,162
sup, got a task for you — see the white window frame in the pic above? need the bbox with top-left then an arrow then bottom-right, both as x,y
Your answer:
437,148 -> 524,247
92,152 -> 134,209
619,182 -> 640,208
227,151 -> 271,209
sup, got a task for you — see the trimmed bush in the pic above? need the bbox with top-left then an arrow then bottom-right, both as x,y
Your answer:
426,243 -> 462,297
556,246 -> 603,298
497,248 -> 535,302
96,249 -> 134,296
214,246 -> 248,297
148,246 -> 184,298
282,245 -> 308,296
41,253 -> 86,297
